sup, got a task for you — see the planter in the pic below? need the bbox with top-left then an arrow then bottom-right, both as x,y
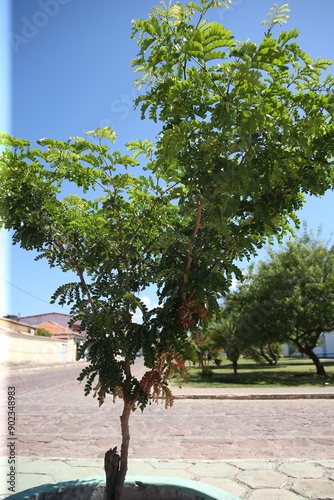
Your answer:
6,475 -> 241,500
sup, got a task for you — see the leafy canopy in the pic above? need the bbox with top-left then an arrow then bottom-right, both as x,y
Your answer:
224,229 -> 334,374
1,0 -> 334,405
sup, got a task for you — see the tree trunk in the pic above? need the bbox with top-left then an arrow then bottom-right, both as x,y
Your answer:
260,348 -> 275,366
114,399 -> 133,500
267,345 -> 279,366
306,349 -> 327,375
104,447 -> 120,500
198,353 -> 205,370
232,360 -> 238,379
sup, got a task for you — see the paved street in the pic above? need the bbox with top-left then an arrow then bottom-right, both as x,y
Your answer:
1,363 -> 334,462
1,362 -> 334,499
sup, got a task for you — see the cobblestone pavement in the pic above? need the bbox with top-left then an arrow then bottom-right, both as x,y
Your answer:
1,363 -> 334,499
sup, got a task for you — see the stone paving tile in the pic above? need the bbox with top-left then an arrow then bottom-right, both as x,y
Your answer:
316,460 -> 334,470
237,469 -> 288,489
16,459 -> 66,474
64,459 -> 102,468
228,458 -> 276,470
51,467 -> 103,482
16,473 -> 54,493
200,477 -> 247,498
292,478 -> 334,499
278,461 -> 324,478
141,468 -> 194,479
249,490 -> 305,500
143,459 -> 190,470
187,461 -> 238,478
126,461 -> 154,476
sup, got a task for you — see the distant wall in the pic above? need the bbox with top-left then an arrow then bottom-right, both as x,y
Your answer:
313,332 -> 334,358
0,317 -> 35,335
282,331 -> 334,358
0,331 -> 77,365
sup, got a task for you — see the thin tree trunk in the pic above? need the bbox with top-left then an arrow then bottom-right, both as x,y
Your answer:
267,345 -> 278,366
293,338 -> 327,376
198,353 -> 205,369
114,399 -> 133,500
232,360 -> 238,378
306,349 -> 326,375
260,348 -> 275,366
104,448 -> 120,500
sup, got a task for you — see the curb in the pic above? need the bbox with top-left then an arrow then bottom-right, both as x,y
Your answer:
173,393 -> 334,400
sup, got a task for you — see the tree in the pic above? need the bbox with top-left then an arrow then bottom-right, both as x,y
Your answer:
35,327 -> 52,337
255,343 -> 282,366
208,317 -> 242,377
207,311 -> 282,375
227,230 -> 334,375
1,1 -> 334,498
189,329 -> 219,376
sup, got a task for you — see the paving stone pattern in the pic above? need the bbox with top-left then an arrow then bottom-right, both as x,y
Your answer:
1,363 -> 334,499
1,457 -> 334,500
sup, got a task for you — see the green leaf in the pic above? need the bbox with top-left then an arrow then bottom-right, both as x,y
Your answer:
86,127 -> 117,142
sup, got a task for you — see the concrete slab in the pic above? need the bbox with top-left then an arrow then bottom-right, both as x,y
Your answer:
141,468 -> 194,479
237,469 -> 288,489
16,459 -> 67,474
278,461 -> 324,478
51,467 -> 103,482
17,473 -> 54,492
200,478 -> 247,498
228,458 -> 276,470
249,490 -> 304,500
293,478 -> 334,499
187,462 -> 238,478
143,459 -> 192,470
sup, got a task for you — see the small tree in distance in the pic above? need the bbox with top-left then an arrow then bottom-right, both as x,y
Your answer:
1,1 -> 334,499
35,327 -> 53,338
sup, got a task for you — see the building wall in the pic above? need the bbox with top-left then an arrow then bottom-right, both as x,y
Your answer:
313,332 -> 334,358
0,317 -> 35,335
282,331 -> 334,358
0,331 -> 77,365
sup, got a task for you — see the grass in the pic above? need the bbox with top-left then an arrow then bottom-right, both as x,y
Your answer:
183,358 -> 334,388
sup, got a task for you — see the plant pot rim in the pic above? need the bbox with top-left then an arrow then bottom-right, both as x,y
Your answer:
6,475 -> 240,500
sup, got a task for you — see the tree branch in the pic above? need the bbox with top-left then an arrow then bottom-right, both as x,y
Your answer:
182,197 -> 207,302
54,240 -> 97,314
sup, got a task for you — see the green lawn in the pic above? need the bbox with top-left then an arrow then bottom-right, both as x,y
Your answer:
183,358 -> 334,387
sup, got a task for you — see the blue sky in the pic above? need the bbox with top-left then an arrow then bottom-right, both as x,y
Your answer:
1,0 -> 334,318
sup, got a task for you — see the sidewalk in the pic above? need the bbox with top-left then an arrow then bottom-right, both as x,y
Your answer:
2,456 -> 334,500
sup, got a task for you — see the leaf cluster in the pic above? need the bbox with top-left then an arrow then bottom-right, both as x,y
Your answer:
224,230 -> 334,354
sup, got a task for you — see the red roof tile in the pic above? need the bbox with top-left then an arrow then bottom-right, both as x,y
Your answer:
36,321 -> 85,340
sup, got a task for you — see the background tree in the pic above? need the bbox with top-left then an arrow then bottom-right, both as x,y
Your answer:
35,327 -> 52,338
208,317 -> 242,377
189,328 -> 220,376
255,343 -> 282,366
208,311 -> 282,370
227,230 -> 334,375
1,1 -> 334,498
